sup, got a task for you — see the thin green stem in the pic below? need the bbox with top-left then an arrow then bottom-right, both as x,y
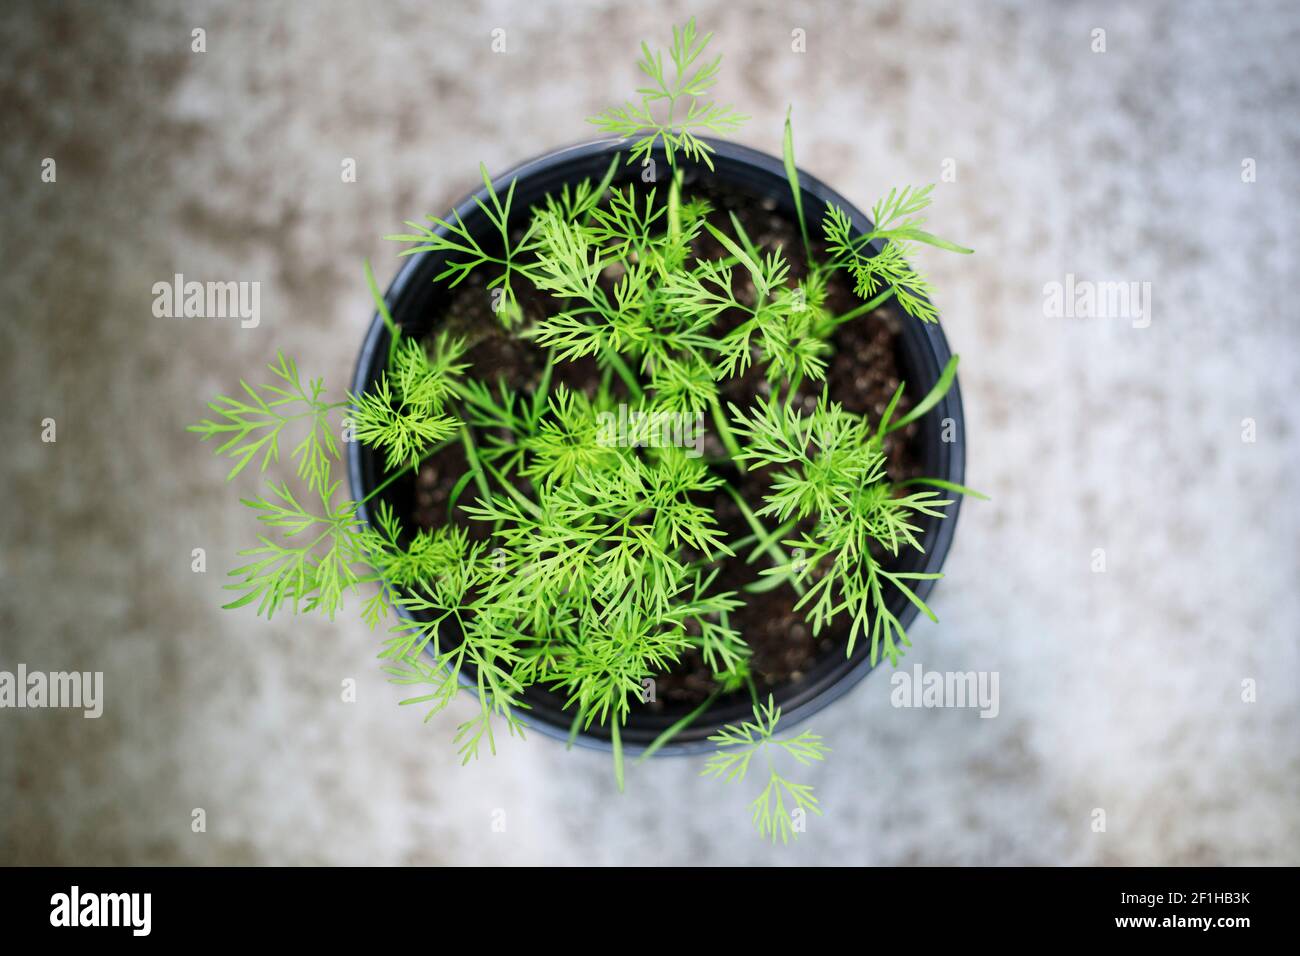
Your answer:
358,464 -> 410,507
458,421 -> 492,501
565,703 -> 588,751
784,369 -> 805,407
611,719 -> 625,792
453,383 -> 527,432
827,287 -> 896,329
357,434 -> 458,507
364,259 -> 402,369
722,484 -> 804,597
602,348 -> 643,400
636,689 -> 721,764
708,394 -> 744,465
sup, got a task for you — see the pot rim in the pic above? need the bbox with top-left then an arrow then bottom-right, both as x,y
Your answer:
348,136 -> 966,756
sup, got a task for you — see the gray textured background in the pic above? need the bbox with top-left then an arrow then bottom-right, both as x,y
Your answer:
2,0 -> 1298,865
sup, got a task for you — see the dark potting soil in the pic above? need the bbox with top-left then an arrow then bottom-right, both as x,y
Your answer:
397,182 -> 925,710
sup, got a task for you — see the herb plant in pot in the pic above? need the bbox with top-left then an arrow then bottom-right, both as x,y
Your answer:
191,19 -> 978,844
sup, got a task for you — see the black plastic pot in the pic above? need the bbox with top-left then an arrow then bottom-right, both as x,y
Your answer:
348,137 -> 965,756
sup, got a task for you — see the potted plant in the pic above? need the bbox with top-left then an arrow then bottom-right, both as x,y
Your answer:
191,19 -> 977,843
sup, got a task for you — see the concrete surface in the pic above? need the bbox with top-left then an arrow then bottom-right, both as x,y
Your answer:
1,0 -> 1297,865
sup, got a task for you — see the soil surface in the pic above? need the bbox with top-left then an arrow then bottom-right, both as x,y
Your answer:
394,181 -> 926,710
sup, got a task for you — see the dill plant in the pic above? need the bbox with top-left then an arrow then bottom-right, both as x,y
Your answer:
190,18 -> 977,843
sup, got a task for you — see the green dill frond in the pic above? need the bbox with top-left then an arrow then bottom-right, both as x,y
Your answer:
547,599 -> 703,733
385,163 -> 533,326
871,184 -> 935,231
349,375 -> 459,472
661,258 -> 740,322
518,384 -> 618,487
823,187 -> 971,323
731,392 -> 955,662
662,237 -> 829,386
224,479 -> 368,621
530,262 -> 665,367
534,160 -> 618,223
588,17 -> 748,170
749,773 -> 822,845
359,500 -> 474,594
348,333 -> 467,472
372,522 -> 531,763
564,449 -> 731,561
189,350 -> 343,494
671,569 -> 748,674
528,207 -> 606,303
586,184 -> 665,260
383,614 -> 528,764
391,333 -> 469,411
646,353 -> 718,414
822,204 -> 929,313
702,695 -> 829,844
